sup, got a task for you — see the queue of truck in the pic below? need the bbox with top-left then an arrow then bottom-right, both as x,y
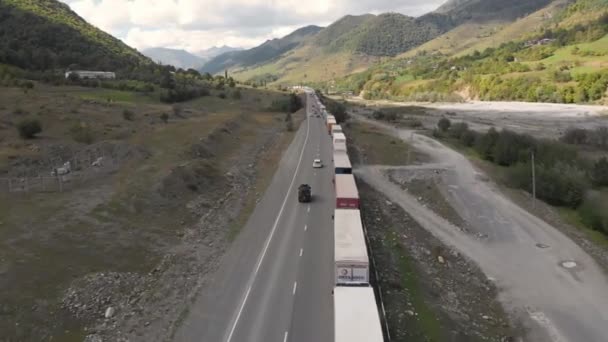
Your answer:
314,98 -> 385,342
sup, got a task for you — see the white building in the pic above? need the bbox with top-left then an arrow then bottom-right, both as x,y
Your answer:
65,70 -> 116,79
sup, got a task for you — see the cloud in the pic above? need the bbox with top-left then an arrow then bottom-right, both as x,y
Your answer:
61,0 -> 447,51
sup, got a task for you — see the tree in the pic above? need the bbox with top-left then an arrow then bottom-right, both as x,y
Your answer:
17,118 -> 42,139
229,79 -> 236,88
225,69 -> 228,80
475,127 -> 499,161
160,113 -> 169,124
437,117 -> 451,132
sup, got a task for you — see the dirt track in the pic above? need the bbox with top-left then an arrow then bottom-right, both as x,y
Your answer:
354,115 -> 608,342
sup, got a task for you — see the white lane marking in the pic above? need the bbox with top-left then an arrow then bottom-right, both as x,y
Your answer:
283,331 -> 289,342
304,225 -> 307,231
307,205 -> 310,213
299,248 -> 303,257
225,103 -> 310,342
292,281 -> 298,295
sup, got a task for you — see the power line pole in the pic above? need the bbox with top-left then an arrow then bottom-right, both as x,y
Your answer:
531,151 -> 536,209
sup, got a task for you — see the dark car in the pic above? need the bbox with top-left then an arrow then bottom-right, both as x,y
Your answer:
298,184 -> 312,203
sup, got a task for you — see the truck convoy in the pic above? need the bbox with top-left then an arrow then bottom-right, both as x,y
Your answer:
334,287 -> 384,342
304,89 -> 385,342
334,209 -> 369,285
335,174 -> 359,209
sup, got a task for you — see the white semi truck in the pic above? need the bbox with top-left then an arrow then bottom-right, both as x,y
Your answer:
334,209 -> 368,285
334,287 -> 384,342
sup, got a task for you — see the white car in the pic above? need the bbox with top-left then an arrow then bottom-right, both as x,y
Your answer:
313,159 -> 323,168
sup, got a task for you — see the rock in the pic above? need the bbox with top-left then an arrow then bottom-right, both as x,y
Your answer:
385,200 -> 392,206
438,256 -> 445,264
105,306 -> 115,318
406,310 -> 415,316
482,315 -> 491,320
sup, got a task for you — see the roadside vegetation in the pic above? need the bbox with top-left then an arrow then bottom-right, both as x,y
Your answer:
432,118 -> 608,239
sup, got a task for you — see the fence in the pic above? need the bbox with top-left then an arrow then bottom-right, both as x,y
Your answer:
0,155 -> 119,194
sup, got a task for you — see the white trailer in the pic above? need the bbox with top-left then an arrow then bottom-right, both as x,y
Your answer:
333,132 -> 346,145
334,209 -> 368,284
331,124 -> 343,136
334,287 -> 384,342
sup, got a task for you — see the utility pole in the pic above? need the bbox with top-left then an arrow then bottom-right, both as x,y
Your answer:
531,151 -> 536,209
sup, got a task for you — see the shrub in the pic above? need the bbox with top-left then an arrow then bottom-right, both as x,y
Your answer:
474,127 -> 499,161
561,127 -> 588,145
231,89 -> 242,99
160,113 -> 169,124
590,157 -> 608,186
122,109 -> 134,121
579,193 -> 608,235
17,118 -> 42,139
437,117 -> 451,132
448,122 -> 469,139
460,129 -> 477,147
509,162 -> 588,208
218,93 -> 226,99
69,122 -> 94,144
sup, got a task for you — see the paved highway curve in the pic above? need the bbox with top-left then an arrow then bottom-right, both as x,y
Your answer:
175,91 -> 334,342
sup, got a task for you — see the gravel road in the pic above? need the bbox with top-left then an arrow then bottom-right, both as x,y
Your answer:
354,116 -> 608,342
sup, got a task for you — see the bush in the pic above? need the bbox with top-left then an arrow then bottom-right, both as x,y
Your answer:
591,157 -> 608,186
218,93 -> 226,99
509,162 -> 588,208
437,117 -> 451,132
69,122 -> 94,144
561,127 -> 588,145
122,109 -> 134,121
579,193 -> 608,235
448,122 -> 469,139
231,89 -> 242,99
460,129 -> 478,147
160,113 -> 169,124
474,127 -> 499,161
17,118 -> 42,139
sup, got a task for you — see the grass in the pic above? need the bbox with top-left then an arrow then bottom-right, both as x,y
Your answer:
558,207 -> 608,248
391,239 -> 444,341
0,83 -> 294,341
346,121 -> 418,165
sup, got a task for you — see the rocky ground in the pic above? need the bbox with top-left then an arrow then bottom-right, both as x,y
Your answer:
65,114 -> 296,341
358,180 -> 522,342
347,132 -> 521,342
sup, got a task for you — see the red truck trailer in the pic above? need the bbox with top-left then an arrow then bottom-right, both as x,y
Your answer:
335,174 -> 359,209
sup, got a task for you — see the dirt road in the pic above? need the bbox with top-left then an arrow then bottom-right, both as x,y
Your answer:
354,116 -> 608,342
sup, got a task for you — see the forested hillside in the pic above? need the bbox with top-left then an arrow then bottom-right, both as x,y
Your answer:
0,0 -> 152,71
334,0 -> 608,104
230,0 -> 556,84
200,25 -> 323,74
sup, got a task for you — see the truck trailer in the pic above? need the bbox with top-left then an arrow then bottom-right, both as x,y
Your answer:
331,124 -> 343,136
334,151 -> 352,175
326,117 -> 337,134
334,209 -> 369,285
335,174 -> 359,209
333,132 -> 346,146
334,287 -> 383,342
334,142 -> 347,153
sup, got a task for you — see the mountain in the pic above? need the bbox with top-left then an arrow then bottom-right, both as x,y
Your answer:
231,0 -> 560,84
0,0 -> 152,71
337,0 -> 608,105
143,47 -> 206,69
200,25 -> 323,74
194,46 -> 243,60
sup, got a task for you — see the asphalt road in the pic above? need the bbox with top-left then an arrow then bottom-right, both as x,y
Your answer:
354,115 -> 608,342
174,91 -> 334,342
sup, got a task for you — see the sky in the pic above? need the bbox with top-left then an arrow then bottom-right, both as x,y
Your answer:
60,0 -> 447,54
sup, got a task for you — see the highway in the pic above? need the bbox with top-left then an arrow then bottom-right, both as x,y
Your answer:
174,91 -> 334,342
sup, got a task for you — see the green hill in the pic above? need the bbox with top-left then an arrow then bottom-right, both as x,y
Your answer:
0,0 -> 152,71
232,0 -> 557,85
337,0 -> 608,105
200,25 -> 323,74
